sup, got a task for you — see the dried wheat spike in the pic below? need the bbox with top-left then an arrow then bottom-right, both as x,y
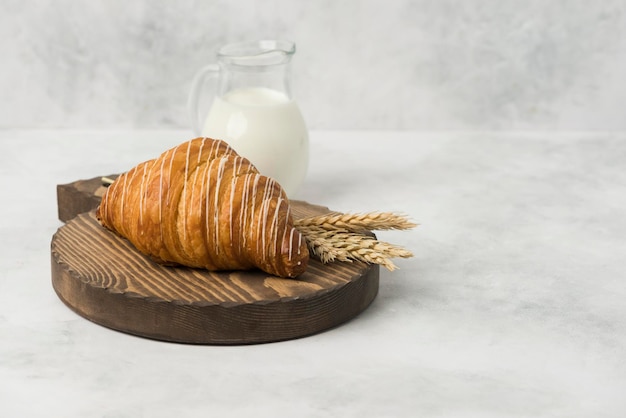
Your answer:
295,211 -> 417,233
297,224 -> 414,271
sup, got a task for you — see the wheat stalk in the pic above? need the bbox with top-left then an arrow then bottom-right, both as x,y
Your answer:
295,212 -> 416,271
294,211 -> 416,233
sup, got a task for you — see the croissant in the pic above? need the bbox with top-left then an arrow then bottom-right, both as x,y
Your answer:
96,137 -> 309,278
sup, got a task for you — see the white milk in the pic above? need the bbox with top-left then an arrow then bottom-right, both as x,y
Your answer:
201,87 -> 309,197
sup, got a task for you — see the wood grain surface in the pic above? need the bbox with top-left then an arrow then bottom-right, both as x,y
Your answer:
56,175 -> 116,222
51,201 -> 379,344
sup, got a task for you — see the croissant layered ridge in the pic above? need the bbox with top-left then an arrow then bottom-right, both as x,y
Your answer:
96,137 -> 309,278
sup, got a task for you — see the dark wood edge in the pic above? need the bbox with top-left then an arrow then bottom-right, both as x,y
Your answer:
51,250 -> 380,344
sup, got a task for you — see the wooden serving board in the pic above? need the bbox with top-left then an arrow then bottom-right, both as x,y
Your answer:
52,177 -> 379,344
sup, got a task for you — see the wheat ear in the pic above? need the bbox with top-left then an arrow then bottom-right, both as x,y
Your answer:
295,212 -> 416,271
294,211 -> 417,233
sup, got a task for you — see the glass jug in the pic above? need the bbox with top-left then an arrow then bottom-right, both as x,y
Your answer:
188,40 -> 309,197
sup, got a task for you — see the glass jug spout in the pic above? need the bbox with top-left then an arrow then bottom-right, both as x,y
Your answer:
219,40 -> 295,66
217,40 -> 296,98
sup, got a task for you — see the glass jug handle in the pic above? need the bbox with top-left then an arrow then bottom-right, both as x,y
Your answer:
187,64 -> 219,136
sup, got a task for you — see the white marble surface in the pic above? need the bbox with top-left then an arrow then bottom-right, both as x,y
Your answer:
2,1 -> 626,130
1,129 -> 626,417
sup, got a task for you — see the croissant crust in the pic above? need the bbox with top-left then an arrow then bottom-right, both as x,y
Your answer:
96,137 -> 309,278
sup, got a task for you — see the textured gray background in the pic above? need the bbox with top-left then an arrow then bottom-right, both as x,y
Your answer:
2,0 -> 626,130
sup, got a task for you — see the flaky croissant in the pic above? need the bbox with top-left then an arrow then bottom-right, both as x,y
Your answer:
96,137 -> 309,278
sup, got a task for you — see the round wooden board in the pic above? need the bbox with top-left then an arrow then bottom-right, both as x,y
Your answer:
51,201 -> 379,344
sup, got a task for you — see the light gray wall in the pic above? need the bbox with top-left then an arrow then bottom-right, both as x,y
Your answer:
2,0 -> 625,130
